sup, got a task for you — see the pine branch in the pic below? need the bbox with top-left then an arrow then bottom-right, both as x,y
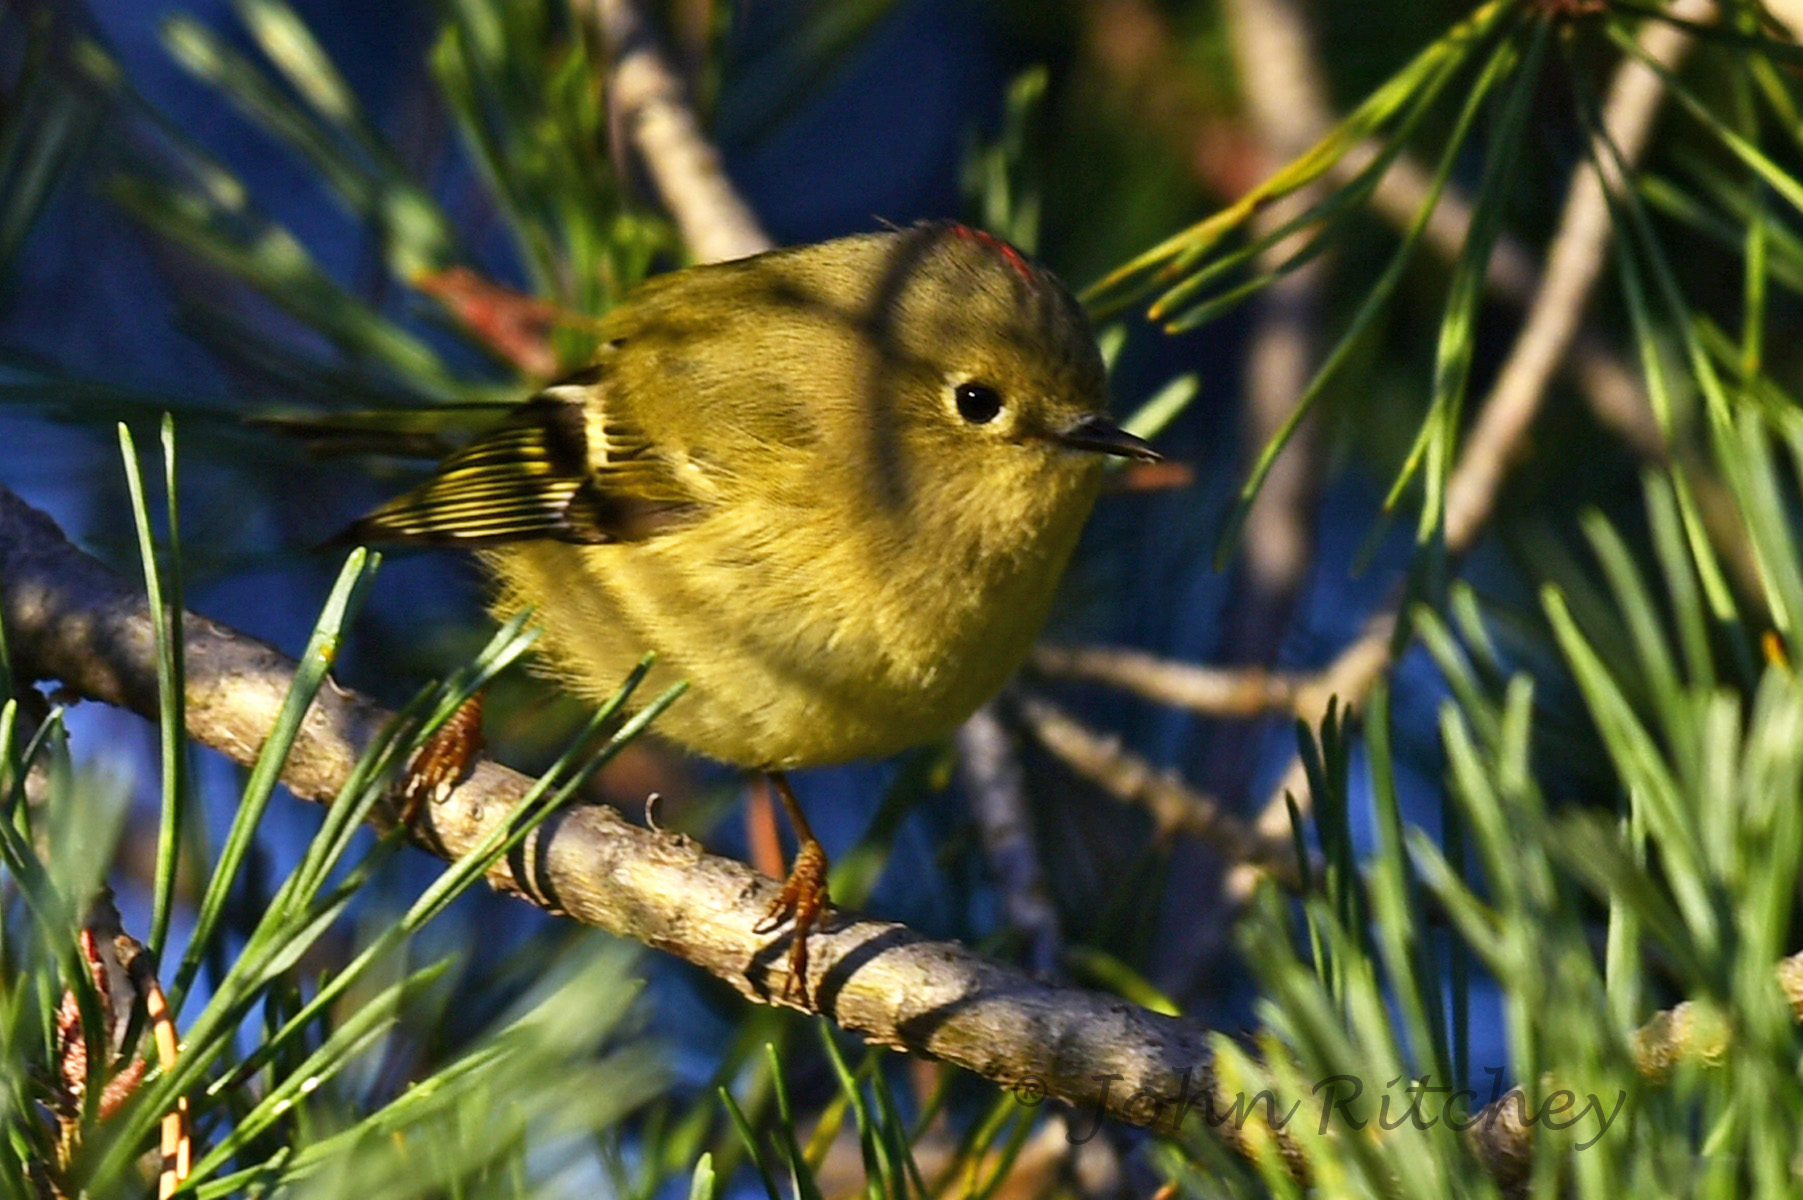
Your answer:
9,470 -> 1796,1198
0,480 -> 1222,1140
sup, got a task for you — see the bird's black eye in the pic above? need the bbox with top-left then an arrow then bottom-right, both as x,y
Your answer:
955,382 -> 1003,424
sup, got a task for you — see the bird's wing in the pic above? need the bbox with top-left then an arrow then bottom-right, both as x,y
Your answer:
340,371 -> 703,547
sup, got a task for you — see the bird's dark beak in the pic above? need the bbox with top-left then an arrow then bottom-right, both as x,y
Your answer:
1053,414 -> 1161,461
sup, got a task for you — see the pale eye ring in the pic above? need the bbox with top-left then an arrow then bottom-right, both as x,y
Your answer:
955,382 -> 1003,424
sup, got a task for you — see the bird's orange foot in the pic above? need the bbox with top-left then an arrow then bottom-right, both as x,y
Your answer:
754,834 -> 830,1003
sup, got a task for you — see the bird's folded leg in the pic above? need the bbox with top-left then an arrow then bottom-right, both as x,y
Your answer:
752,771 -> 830,1002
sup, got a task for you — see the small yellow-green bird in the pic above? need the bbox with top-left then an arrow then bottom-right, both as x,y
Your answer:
346,222 -> 1157,992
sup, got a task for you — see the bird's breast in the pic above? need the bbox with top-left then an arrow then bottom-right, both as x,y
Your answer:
484,474 -> 1092,769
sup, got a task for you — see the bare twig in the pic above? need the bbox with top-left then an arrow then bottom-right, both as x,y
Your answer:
1032,643 -> 1299,718
744,772 -> 786,879
1229,2 -> 1713,899
1015,694 -> 1303,890
580,0 -> 771,264
1032,623 -> 1395,735
956,704 -> 1063,975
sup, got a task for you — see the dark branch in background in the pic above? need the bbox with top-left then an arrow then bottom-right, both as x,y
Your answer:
956,704 -> 1064,976
1150,0 -> 1333,987
1218,0 -> 1328,680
